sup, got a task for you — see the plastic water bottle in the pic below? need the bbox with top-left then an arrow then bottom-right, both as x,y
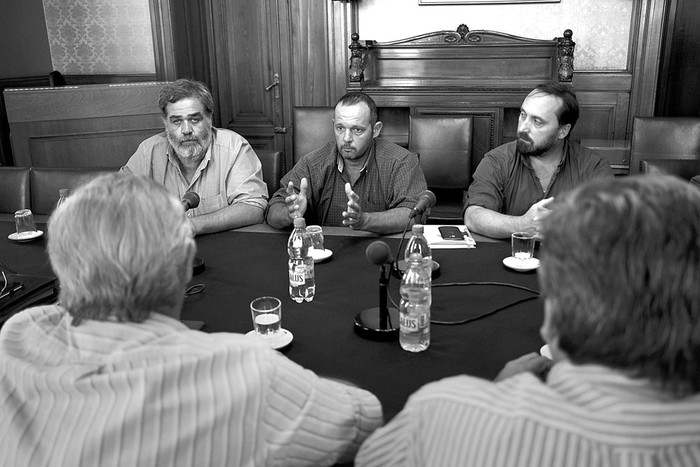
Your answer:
404,224 -> 432,283
288,217 -> 315,303
399,252 -> 431,352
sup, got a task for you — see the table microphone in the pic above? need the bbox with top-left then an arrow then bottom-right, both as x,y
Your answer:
182,192 -> 200,211
354,240 -> 400,341
181,192 -> 205,275
410,190 -> 436,219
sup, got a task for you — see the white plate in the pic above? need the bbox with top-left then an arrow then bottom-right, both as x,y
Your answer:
245,328 -> 294,350
311,248 -> 333,263
502,256 -> 540,272
8,230 -> 44,242
540,344 -> 552,360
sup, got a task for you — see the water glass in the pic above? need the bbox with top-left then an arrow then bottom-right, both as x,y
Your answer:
307,225 -> 324,251
250,296 -> 282,339
511,231 -> 536,260
14,209 -> 37,238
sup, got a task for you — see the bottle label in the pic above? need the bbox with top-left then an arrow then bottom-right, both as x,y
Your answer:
400,313 -> 428,331
289,265 -> 305,286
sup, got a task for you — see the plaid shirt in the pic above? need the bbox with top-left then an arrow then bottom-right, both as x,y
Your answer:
270,139 -> 427,226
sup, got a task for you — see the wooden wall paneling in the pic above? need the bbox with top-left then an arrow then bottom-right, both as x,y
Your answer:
4,83 -> 165,168
627,0 -> 668,137
148,0 -> 177,81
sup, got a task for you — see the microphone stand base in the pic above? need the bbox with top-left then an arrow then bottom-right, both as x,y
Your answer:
192,256 -> 205,276
354,307 -> 400,341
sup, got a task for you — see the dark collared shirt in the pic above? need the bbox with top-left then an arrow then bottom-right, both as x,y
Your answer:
269,138 -> 427,227
466,140 -> 613,216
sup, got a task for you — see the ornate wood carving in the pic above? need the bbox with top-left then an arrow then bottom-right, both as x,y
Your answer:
556,29 -> 575,82
347,25 -> 574,86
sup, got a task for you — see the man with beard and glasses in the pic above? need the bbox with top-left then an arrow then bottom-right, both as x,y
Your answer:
463,82 -> 612,239
266,92 -> 427,234
122,79 -> 268,235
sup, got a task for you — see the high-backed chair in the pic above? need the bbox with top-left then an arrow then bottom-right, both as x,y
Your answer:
408,116 -> 473,224
629,117 -> 700,174
31,167 -> 117,215
0,167 -> 30,214
641,159 -> 700,181
292,107 -> 335,165
257,149 -> 284,194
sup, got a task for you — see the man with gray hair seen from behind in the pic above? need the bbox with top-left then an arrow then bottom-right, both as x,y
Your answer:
0,174 -> 382,467
357,175 -> 700,466
122,78 -> 268,235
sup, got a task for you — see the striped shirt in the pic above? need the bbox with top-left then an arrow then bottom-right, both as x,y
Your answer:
0,306 -> 382,467
122,128 -> 269,216
269,138 -> 427,227
356,361 -> 700,467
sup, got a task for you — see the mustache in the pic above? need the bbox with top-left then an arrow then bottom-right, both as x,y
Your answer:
517,132 -> 533,144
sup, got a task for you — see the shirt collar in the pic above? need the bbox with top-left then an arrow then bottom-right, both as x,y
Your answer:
546,360 -> 688,405
336,139 -> 375,174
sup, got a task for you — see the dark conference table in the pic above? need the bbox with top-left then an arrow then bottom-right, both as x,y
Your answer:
1,221 -> 544,422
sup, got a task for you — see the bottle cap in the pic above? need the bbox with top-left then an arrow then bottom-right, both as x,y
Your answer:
293,217 -> 307,228
411,224 -> 424,234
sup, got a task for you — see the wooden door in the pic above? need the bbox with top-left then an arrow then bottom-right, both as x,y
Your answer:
209,0 -> 287,157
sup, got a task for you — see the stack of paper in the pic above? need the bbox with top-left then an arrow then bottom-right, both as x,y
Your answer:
422,225 -> 477,249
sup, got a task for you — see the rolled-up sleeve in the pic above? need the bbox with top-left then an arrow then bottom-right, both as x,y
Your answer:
222,140 -> 269,211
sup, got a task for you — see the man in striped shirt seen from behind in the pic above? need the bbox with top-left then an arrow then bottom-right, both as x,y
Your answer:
356,174 -> 700,467
0,173 -> 382,467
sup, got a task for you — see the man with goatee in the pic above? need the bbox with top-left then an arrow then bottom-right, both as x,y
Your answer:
122,79 -> 268,235
463,82 -> 612,239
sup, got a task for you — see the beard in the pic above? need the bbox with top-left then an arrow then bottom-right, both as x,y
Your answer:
167,125 -> 212,163
516,132 -> 557,158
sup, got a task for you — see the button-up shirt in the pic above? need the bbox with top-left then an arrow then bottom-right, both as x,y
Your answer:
356,361 -> 700,467
122,128 -> 268,217
269,139 -> 426,227
466,140 -> 612,216
0,306 -> 382,467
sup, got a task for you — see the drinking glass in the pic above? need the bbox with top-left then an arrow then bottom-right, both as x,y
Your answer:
250,296 -> 282,339
307,225 -> 324,252
511,231 -> 536,260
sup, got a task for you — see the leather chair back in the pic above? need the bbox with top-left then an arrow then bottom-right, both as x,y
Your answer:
641,159 -> 700,181
31,167 -> 117,215
630,117 -> 700,174
0,167 -> 30,214
408,116 -> 473,223
292,107 -> 335,164
257,149 -> 284,193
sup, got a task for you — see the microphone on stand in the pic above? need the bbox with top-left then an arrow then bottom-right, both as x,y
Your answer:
410,190 -> 436,219
181,192 -> 205,275
392,190 -> 440,279
354,241 -> 400,341
182,192 -> 200,211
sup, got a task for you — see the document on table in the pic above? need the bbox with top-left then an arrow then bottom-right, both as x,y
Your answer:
423,225 -> 477,249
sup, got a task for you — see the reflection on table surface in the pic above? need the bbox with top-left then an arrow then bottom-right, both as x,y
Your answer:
1,220 -> 543,421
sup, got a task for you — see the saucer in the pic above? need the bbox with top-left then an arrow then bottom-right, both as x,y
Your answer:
245,328 -> 294,350
8,230 -> 43,242
540,344 -> 552,360
311,248 -> 333,263
502,256 -> 540,272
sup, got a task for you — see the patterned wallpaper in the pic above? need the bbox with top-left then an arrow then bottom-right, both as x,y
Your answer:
42,0 -> 155,75
358,0 -> 633,71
